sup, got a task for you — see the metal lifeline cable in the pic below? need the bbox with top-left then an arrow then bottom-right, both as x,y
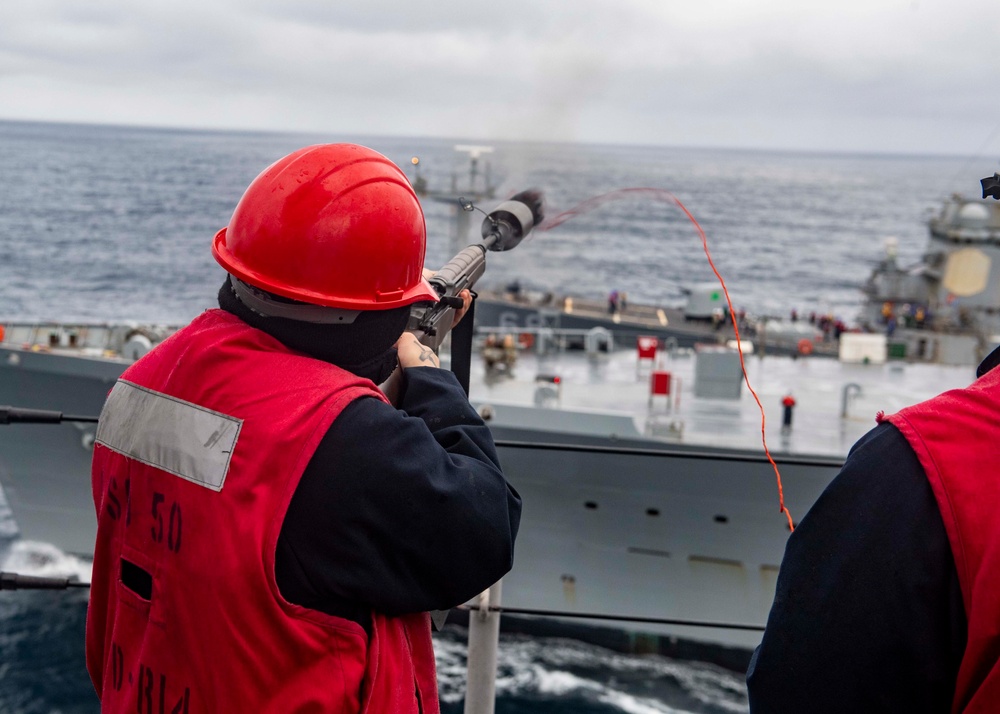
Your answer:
538,188 -> 795,532
456,603 -> 765,632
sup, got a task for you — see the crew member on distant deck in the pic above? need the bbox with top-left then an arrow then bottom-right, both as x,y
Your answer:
85,144 -> 521,713
881,300 -> 893,323
747,343 -> 1000,712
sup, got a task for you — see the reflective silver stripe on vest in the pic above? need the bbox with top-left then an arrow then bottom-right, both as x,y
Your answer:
96,380 -> 242,491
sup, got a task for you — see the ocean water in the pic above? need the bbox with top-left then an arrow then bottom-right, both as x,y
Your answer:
0,119 -> 990,712
0,119 -> 984,325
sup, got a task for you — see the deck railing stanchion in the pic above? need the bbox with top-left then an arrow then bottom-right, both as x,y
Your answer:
464,580 -> 502,714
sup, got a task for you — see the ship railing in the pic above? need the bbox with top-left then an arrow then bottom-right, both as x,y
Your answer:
0,564 -> 764,714
475,324 -> 615,356
0,321 -> 181,358
0,322 -> 120,352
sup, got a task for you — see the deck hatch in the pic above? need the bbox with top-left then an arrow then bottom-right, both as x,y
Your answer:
96,380 -> 241,491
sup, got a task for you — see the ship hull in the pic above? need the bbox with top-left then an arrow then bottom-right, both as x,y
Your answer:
487,430 -> 837,655
0,347 -> 121,556
0,342 -> 845,657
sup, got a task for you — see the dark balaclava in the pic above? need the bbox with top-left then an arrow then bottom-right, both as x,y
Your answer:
217,276 -> 411,384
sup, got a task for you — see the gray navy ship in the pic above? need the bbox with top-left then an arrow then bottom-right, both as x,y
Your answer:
1,191 -> 998,667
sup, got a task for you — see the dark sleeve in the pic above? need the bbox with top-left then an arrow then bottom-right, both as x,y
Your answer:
746,421 -> 966,713
275,367 -> 521,620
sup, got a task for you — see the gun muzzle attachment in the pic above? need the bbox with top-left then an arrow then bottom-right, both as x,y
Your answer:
482,189 -> 544,251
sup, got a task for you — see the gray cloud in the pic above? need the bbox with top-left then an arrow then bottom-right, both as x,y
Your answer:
2,0 -> 999,154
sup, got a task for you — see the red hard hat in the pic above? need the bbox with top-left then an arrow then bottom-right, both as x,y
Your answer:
212,144 -> 438,310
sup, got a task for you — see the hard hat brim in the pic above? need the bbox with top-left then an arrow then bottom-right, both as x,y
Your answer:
213,228 -> 439,310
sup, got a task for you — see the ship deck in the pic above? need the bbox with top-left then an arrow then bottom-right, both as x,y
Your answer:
464,341 -> 977,459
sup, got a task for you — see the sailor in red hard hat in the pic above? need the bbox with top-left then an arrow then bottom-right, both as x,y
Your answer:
86,144 -> 521,713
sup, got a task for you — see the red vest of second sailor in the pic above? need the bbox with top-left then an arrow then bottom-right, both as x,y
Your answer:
885,364 -> 1000,714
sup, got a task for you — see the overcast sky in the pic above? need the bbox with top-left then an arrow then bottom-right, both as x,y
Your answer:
3,0 -> 1000,155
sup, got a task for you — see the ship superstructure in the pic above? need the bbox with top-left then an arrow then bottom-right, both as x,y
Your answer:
860,195 -> 1000,364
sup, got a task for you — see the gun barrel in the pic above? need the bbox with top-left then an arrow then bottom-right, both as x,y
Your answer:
0,406 -> 64,424
0,406 -> 99,424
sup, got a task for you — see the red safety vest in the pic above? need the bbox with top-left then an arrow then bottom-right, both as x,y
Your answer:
885,365 -> 1000,713
86,309 -> 440,713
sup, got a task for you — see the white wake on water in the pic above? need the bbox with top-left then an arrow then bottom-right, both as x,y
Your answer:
435,628 -> 749,713
0,540 -> 93,584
